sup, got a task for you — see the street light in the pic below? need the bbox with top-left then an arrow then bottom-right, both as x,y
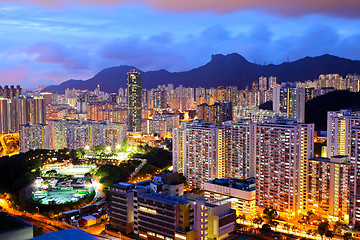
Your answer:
36,206 -> 39,214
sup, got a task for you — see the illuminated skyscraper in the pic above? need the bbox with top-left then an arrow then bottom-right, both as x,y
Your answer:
327,110 -> 360,158
273,82 -> 305,122
307,156 -> 350,221
349,125 -> 360,225
223,120 -> 255,179
173,120 -> 224,189
255,118 -> 314,217
127,69 -> 142,132
268,76 -> 277,89
258,76 -> 267,91
48,120 -> 67,150
19,122 -> 49,152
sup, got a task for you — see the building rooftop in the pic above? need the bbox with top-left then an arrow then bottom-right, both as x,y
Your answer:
310,156 -> 349,164
31,229 -> 100,240
0,213 -> 32,233
141,191 -> 188,205
206,177 -> 256,191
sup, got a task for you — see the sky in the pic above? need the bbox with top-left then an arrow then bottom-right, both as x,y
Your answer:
0,0 -> 360,89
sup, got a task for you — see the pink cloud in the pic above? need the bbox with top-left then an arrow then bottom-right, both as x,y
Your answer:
0,62 -> 30,84
22,41 -> 88,70
3,0 -> 360,17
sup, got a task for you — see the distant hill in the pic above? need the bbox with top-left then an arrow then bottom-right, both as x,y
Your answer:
305,91 -> 360,130
259,91 -> 360,130
43,54 -> 360,93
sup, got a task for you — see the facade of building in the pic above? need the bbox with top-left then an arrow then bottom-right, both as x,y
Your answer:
173,120 -> 224,189
350,125 -> 360,225
127,69 -> 142,132
48,120 -> 67,150
197,101 -> 232,124
24,120 -> 125,151
109,173 -> 235,240
152,113 -> 180,132
0,96 -> 45,134
223,120 -> 256,179
19,122 -> 49,152
307,156 -> 350,221
255,118 -> 314,217
327,110 -> 360,158
142,119 -> 167,138
233,105 -> 286,123
66,121 -> 91,149
273,83 -> 305,123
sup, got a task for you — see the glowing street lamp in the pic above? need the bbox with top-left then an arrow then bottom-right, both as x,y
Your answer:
106,146 -> 111,152
85,146 -> 90,151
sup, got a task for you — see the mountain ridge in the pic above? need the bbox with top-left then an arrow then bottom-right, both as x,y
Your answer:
43,53 -> 360,93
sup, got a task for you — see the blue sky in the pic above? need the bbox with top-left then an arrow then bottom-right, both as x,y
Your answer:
0,1 -> 359,89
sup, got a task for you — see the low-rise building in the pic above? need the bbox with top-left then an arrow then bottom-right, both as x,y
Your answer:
0,213 -> 33,240
203,177 -> 256,217
109,173 -> 236,240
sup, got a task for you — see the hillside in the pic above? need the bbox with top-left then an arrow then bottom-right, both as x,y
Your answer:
259,91 -> 360,130
305,91 -> 360,130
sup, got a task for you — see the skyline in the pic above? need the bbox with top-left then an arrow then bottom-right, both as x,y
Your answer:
0,1 -> 360,89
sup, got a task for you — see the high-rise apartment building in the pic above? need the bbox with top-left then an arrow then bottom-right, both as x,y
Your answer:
152,89 -> 166,109
233,105 -> 286,123
258,76 -> 267,91
127,69 -> 142,132
0,85 -> 22,99
66,121 -> 91,149
255,118 -> 314,217
152,113 -> 180,132
273,82 -> 305,122
19,123 -> 49,152
29,97 -> 46,125
268,76 -> 277,89
223,120 -> 256,179
349,125 -> 360,225
0,96 -> 45,134
173,120 -> 224,189
48,120 -> 67,150
307,156 -> 350,221
21,120 -> 126,152
327,110 -> 360,158
0,98 -> 10,133
197,101 -> 232,124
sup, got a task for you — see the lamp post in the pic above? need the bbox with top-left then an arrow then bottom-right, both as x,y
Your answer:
36,206 -> 39,214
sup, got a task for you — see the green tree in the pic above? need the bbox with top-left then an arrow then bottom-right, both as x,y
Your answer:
318,221 -> 330,240
260,224 -> 272,234
252,215 -> 263,226
333,220 -> 345,233
325,230 -> 334,239
263,208 -> 279,229
237,214 -> 246,223
343,232 -> 353,240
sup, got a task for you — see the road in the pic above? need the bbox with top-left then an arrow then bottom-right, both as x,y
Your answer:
238,219 -> 343,240
83,221 -> 108,235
